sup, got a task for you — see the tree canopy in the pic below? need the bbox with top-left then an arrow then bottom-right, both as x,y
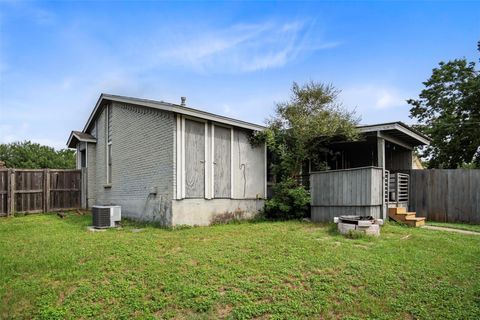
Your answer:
407,42 -> 480,168
0,141 -> 76,169
256,81 -> 359,182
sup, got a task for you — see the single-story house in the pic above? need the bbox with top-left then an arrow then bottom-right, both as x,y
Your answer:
67,94 -> 266,226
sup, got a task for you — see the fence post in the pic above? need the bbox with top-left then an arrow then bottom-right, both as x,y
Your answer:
9,169 -> 15,215
7,169 -> 11,216
44,169 -> 50,212
43,169 -> 47,212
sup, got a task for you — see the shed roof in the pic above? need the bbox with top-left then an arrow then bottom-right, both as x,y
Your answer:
357,121 -> 430,147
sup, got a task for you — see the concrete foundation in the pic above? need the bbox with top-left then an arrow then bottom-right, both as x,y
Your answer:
171,199 -> 264,226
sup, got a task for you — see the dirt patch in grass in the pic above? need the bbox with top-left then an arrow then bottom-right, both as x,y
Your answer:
215,303 -> 233,319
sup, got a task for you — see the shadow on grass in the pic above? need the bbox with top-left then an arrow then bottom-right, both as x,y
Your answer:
326,222 -> 341,236
45,211 -> 92,228
46,211 -> 155,231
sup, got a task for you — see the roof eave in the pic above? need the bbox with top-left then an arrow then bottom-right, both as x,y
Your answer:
66,131 -> 97,149
82,93 -> 265,133
357,122 -> 430,146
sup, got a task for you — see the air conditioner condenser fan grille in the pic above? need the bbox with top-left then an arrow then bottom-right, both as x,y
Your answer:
92,207 -> 111,228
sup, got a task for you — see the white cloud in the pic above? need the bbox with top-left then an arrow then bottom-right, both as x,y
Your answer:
342,84 -> 407,110
0,1 -> 56,25
0,12 -> 339,150
154,20 -> 339,74
1,123 -> 29,145
340,84 -> 415,124
0,123 -> 66,150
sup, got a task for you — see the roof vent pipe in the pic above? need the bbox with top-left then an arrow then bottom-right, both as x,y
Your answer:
180,96 -> 186,106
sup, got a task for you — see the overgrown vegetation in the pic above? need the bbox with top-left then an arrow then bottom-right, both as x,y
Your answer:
254,81 -> 359,219
407,41 -> 480,168
264,178 -> 310,220
0,141 -> 76,169
1,213 -> 479,319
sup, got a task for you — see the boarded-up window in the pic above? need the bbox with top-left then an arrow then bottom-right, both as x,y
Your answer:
214,126 -> 231,198
184,119 -> 205,198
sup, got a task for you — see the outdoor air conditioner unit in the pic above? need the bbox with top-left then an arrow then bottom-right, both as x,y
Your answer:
92,205 -> 121,228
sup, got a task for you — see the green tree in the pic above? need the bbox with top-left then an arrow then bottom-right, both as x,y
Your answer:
0,141 -> 76,169
407,43 -> 480,168
254,82 -> 359,219
258,81 -> 360,181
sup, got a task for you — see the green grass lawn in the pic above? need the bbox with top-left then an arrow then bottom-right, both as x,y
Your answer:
1,213 -> 479,320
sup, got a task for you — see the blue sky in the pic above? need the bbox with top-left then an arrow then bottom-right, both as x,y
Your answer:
0,1 -> 479,149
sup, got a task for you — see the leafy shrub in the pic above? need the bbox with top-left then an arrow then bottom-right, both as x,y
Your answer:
265,178 -> 310,220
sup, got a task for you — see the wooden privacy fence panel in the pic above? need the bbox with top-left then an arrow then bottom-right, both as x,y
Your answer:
408,169 -> 480,223
0,169 -> 82,216
310,166 -> 384,222
14,170 -> 44,214
50,170 -> 82,210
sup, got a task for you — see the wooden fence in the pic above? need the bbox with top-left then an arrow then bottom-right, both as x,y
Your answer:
0,169 -> 82,216
408,169 -> 480,223
310,166 -> 384,222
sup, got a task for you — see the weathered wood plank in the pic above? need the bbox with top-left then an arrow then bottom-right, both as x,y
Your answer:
0,171 -> 6,216
184,119 -> 205,198
14,189 -> 44,194
213,126 -> 231,198
45,169 -> 50,211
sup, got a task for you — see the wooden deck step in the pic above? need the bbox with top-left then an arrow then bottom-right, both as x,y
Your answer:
388,207 -> 426,227
388,207 -> 406,214
405,217 -> 425,221
403,218 -> 425,227
393,213 -> 417,221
